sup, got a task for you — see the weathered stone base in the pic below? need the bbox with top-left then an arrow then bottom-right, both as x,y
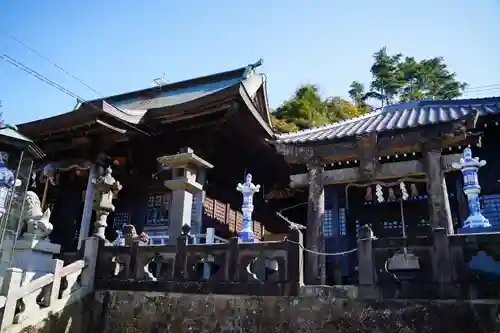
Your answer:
95,287 -> 500,333
16,294 -> 94,333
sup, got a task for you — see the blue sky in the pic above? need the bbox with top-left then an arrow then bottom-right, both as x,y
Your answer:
1,0 -> 499,125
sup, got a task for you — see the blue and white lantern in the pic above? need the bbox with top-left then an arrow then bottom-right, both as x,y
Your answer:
452,148 -> 490,231
0,152 -> 16,218
237,173 -> 260,242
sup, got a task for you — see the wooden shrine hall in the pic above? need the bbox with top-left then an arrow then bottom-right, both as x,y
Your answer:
270,97 -> 500,285
17,60 -> 292,252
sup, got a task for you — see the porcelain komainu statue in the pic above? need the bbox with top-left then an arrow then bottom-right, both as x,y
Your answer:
23,191 -> 53,239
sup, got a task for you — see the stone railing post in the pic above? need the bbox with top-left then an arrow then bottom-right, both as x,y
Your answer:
0,268 -> 23,330
286,228 -> 304,296
174,225 -> 190,280
228,237 -> 240,281
80,237 -> 101,290
357,225 -> 377,297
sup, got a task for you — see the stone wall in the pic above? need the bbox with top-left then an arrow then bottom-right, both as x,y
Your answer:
93,287 -> 500,333
16,295 -> 94,333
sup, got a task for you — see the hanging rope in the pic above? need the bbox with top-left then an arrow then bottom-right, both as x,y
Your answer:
284,237 -> 374,256
276,201 -> 376,256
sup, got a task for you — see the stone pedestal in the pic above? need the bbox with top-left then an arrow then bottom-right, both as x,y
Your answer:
11,238 -> 61,284
158,148 -> 213,244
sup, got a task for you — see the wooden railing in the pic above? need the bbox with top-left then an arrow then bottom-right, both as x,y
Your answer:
203,197 -> 267,239
0,237 -> 99,333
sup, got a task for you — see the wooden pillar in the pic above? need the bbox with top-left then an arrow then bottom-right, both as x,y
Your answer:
77,164 -> 99,250
305,159 -> 325,285
454,174 -> 468,225
422,141 -> 454,234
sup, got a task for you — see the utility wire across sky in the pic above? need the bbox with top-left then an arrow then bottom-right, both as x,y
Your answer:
1,30 -> 500,129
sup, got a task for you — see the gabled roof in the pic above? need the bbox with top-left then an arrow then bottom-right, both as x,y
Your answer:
274,97 -> 500,144
18,59 -> 273,137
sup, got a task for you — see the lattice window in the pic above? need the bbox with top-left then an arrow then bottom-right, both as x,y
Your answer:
214,201 -> 226,222
323,209 -> 333,238
253,220 -> 262,239
481,194 -> 500,228
145,192 -> 171,226
339,208 -> 346,236
204,198 -> 214,217
227,209 -> 236,228
114,212 -> 130,227
236,212 -> 244,233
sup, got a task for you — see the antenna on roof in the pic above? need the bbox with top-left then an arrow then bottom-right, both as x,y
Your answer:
152,73 -> 167,87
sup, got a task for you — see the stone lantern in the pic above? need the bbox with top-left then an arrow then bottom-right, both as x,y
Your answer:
237,173 -> 260,242
0,151 -> 20,218
452,147 -> 490,233
92,166 -> 122,240
157,147 -> 213,244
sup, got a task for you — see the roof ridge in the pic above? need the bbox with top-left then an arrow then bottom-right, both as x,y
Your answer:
89,60 -> 264,105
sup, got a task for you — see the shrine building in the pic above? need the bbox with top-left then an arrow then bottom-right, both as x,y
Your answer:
269,97 -> 500,285
16,60 -> 292,253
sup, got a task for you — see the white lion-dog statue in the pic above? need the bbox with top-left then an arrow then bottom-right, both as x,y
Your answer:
23,191 -> 53,240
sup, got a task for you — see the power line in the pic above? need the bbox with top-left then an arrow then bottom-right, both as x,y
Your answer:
0,52 -> 150,135
1,30 -> 105,98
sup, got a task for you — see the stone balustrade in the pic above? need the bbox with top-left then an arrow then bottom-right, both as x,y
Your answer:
94,228 -> 304,296
357,227 -> 500,299
0,237 -> 99,333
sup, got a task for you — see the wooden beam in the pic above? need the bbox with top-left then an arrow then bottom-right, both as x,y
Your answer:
273,120 -> 478,164
357,133 -> 380,181
289,153 -> 461,188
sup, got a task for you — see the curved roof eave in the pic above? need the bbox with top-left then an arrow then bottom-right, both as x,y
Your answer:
273,96 -> 500,145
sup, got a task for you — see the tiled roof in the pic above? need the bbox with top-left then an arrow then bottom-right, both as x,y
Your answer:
0,125 -> 45,158
275,97 -> 500,144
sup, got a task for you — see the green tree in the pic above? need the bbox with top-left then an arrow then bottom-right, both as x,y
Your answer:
398,56 -> 468,102
364,47 -> 405,106
363,47 -> 467,105
348,81 -> 366,108
272,84 -> 369,133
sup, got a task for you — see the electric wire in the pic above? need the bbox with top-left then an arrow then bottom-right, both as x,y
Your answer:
0,52 -> 150,135
1,30 -> 105,98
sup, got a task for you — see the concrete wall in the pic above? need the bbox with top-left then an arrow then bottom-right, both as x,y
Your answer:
92,287 -> 500,333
